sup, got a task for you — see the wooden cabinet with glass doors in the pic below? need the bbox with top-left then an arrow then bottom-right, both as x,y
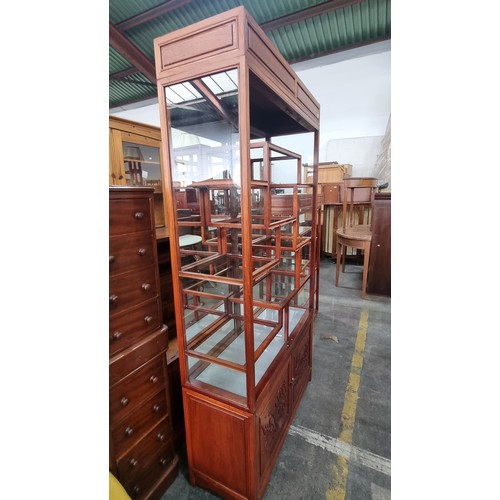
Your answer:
154,7 -> 320,500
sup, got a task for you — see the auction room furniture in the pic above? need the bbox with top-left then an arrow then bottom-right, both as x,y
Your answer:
110,117 -> 185,451
335,177 -> 378,299
303,163 -> 352,256
366,192 -> 391,296
109,186 -> 178,499
153,6 -> 320,499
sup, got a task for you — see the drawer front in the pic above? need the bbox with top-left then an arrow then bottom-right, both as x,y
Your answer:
111,391 -> 170,459
110,328 -> 168,387
109,233 -> 155,276
109,299 -> 162,357
117,420 -> 175,495
110,354 -> 166,425
110,198 -> 153,236
109,267 -> 158,316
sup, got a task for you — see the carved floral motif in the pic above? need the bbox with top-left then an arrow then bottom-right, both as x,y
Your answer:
261,380 -> 288,455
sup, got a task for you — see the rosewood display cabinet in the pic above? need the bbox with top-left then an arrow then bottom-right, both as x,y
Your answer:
153,7 -> 320,499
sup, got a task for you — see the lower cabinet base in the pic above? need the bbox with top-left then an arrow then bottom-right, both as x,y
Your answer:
182,323 -> 312,500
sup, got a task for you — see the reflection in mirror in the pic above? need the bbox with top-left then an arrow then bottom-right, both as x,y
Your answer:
165,68 -> 240,187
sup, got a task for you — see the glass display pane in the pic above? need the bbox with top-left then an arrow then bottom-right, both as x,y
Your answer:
255,328 -> 284,384
190,317 -> 246,364
288,306 -> 307,334
188,355 -> 246,397
122,142 -> 161,188
294,279 -> 311,308
166,68 -> 240,188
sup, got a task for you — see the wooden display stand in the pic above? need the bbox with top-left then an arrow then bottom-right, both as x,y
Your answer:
153,7 -> 320,499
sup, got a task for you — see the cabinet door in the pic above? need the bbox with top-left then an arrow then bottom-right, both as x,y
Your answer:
366,194 -> 391,295
109,127 -> 166,227
257,361 -> 291,479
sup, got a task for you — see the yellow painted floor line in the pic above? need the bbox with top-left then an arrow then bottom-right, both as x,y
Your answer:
326,310 -> 369,500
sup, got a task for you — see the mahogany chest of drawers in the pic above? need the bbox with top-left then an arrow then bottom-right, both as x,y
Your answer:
109,186 -> 178,499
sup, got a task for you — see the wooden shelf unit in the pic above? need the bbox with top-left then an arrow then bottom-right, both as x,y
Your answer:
153,7 -> 320,499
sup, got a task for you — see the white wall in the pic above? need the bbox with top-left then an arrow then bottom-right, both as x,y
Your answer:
110,42 -> 391,178
325,136 -> 384,177
293,45 -> 391,176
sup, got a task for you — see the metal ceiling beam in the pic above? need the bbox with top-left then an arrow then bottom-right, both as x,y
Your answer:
190,78 -> 236,128
288,35 -> 391,64
115,0 -> 194,31
261,0 -> 365,32
109,22 -> 157,83
110,67 -> 138,81
114,0 -> 363,35
190,79 -> 266,138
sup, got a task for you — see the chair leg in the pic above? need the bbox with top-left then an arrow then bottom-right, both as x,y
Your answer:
361,244 -> 370,299
342,246 -> 346,273
335,241 -> 342,287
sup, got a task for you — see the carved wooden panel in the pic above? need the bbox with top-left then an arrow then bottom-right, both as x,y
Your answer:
257,363 -> 290,477
291,329 -> 311,406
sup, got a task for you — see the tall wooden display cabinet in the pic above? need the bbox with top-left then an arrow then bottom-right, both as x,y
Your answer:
153,7 -> 320,499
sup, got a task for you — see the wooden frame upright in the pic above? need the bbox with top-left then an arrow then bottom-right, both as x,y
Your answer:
154,7 -> 319,499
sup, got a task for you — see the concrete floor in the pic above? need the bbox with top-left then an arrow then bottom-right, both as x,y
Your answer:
161,256 -> 391,499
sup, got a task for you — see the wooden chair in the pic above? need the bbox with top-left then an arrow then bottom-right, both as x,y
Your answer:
335,177 -> 378,298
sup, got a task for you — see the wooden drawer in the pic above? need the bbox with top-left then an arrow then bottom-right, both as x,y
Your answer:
109,267 -> 158,316
109,232 -> 155,276
110,327 -> 168,387
111,390 -> 170,459
109,299 -> 162,357
109,198 -> 153,236
117,420 -> 175,495
110,352 -> 166,425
